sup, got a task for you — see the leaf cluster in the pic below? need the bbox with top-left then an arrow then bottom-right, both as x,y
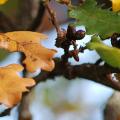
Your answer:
0,31 -> 56,108
69,0 -> 120,39
68,0 -> 120,70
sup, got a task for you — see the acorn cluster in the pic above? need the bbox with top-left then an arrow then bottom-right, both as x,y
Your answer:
55,25 -> 85,63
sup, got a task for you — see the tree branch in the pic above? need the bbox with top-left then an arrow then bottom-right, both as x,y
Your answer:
44,1 -> 61,35
34,59 -> 120,91
16,58 -> 120,120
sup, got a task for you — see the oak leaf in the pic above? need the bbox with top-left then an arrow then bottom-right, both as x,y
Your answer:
0,31 -> 57,72
69,0 -> 120,39
0,64 -> 35,108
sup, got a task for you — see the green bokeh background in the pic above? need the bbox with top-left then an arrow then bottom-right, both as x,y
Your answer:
0,0 -> 19,17
0,0 -> 19,61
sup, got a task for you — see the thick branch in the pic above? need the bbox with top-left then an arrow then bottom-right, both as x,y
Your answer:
18,59 -> 120,120
35,59 -> 120,91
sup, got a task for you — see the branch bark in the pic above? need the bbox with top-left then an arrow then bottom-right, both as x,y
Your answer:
18,58 -> 120,120
34,59 -> 120,91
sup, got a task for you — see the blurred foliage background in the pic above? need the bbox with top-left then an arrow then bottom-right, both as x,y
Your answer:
0,0 -> 18,61
0,0 -> 19,17
0,0 -> 37,61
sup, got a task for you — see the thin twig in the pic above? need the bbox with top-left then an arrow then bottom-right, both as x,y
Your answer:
44,1 -> 61,36
0,108 -> 11,117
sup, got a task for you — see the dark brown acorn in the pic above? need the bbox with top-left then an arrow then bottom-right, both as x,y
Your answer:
74,30 -> 85,40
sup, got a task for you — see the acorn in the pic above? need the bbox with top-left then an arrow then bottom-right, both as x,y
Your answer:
66,25 -> 76,40
74,30 -> 85,40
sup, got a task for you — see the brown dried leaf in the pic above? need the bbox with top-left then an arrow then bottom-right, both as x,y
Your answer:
0,31 -> 57,72
0,64 -> 35,108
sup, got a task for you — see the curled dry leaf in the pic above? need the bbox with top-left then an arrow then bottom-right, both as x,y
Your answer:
0,31 -> 57,72
0,64 -> 35,108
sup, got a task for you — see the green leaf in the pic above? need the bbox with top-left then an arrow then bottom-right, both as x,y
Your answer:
69,0 -> 120,39
0,49 -> 9,61
86,35 -> 120,69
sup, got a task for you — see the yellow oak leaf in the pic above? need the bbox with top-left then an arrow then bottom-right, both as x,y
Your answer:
0,0 -> 7,5
5,31 -> 48,44
112,0 -> 120,12
19,43 -> 56,72
0,31 -> 57,72
0,64 -> 35,108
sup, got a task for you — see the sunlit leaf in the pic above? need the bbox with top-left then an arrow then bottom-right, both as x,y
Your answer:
0,64 -> 35,108
86,35 -> 120,68
0,31 -> 57,72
